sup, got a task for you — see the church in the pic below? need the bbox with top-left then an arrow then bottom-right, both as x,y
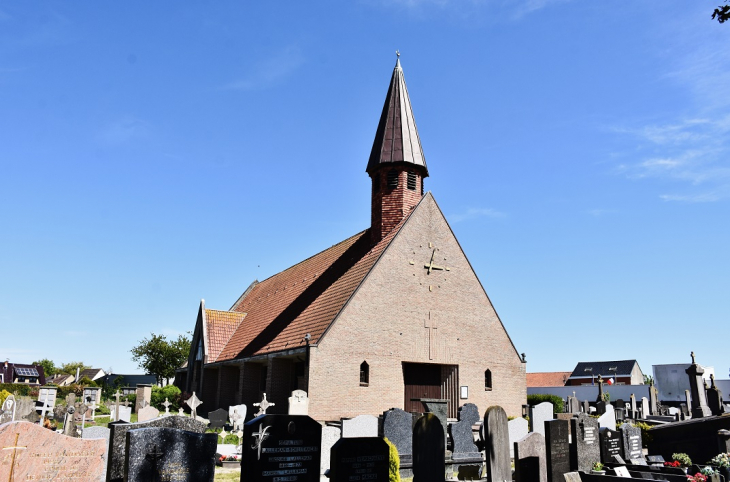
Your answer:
176,58 -> 527,422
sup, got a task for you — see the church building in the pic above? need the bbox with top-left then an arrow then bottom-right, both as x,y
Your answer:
177,58 -> 527,421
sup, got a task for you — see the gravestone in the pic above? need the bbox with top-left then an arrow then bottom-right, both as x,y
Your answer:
16,397 -> 40,423
413,413 -> 445,482
137,404 -> 160,423
208,408 -> 228,429
630,394 -> 637,419
685,389 -> 692,417
242,414 -> 321,482
253,392 -> 275,417
564,472 -> 582,482
615,407 -> 625,422
83,425 -> 111,470
530,402 -> 553,436
0,395 -> 15,423
641,398 -> 650,419
566,396 -> 580,414
570,413 -> 600,473
482,406 -> 511,482
38,386 -> 57,409
679,404 -> 689,417
0,420 -> 106,480
707,375 -> 725,416
582,400 -> 590,414
450,404 -> 481,478
614,466 -> 631,477
125,427 -> 217,481
508,416 -> 529,458
185,392 -> 203,419
321,425 -> 341,475
229,404 -> 247,431
597,404 -> 616,430
595,401 -> 606,415
330,437 -> 389,482
514,432 -> 547,482
621,423 -> 643,461
106,415 -> 207,482
649,384 -> 659,416
83,387 -> 102,419
288,390 -> 310,415
135,384 -> 152,414
646,455 -> 664,465
382,408 -> 413,472
110,405 -> 132,423
545,419 -> 570,482
599,427 -> 624,463
342,414 -> 379,438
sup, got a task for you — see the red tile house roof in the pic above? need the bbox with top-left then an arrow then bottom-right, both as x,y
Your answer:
204,309 -> 246,363
215,218 -> 405,361
526,372 -> 572,387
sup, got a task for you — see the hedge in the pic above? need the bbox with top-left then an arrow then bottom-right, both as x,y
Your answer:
527,394 -> 565,414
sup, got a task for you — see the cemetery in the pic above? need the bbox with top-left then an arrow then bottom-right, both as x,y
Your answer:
1,349 -> 730,481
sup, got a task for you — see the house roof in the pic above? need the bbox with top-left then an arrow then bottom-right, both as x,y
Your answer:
79,368 -> 105,380
48,374 -> 75,385
366,57 -> 428,177
569,360 -> 639,379
216,218 -> 404,361
526,372 -> 571,387
204,309 -> 246,363
0,362 -> 46,385
99,374 -> 157,387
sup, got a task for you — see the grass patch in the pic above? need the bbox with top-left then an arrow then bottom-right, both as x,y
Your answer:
214,469 -> 241,481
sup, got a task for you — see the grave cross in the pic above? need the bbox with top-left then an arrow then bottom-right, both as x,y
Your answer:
253,393 -> 274,416
691,351 -> 696,364
162,398 -> 171,416
37,400 -> 51,425
424,313 -> 437,360
114,390 -> 122,422
145,444 -> 165,482
2,432 -> 27,482
185,392 -> 203,419
251,423 -> 271,460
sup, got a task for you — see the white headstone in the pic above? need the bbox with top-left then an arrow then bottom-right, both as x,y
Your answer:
529,402 -> 553,436
229,404 -> 247,430
321,425 -> 342,474
508,417 -> 529,458
110,405 -> 132,423
341,414 -> 378,438
641,397 -> 650,418
288,390 -> 309,415
137,404 -> 160,423
597,404 -> 616,430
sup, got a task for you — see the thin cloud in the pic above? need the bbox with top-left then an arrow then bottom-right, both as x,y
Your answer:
450,207 -> 505,222
223,46 -> 305,91
97,117 -> 150,145
586,209 -> 616,217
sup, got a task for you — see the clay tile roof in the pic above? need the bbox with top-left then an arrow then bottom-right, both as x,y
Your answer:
204,309 -> 246,363
217,215 -> 407,361
366,57 -> 428,177
526,372 -> 572,387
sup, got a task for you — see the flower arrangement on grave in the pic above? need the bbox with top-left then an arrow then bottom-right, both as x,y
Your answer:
701,467 -> 716,476
709,453 -> 730,468
686,473 -> 707,482
673,453 -> 692,467
592,462 -> 604,472
219,455 -> 240,462
665,461 -> 682,468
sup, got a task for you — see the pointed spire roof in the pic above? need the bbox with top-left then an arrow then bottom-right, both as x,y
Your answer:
366,56 -> 428,177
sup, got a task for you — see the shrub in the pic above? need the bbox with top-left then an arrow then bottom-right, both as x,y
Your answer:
218,434 -> 240,444
527,394 -> 565,414
151,385 -> 182,412
0,383 -> 31,397
0,389 -> 10,406
384,437 -> 400,482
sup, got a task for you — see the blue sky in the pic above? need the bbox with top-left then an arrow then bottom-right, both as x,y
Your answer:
1,1 -> 728,379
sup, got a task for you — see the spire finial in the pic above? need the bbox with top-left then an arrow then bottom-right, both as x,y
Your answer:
396,50 -> 400,58
395,50 -> 401,68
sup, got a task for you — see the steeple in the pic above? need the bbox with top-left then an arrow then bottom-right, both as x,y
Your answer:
366,55 -> 428,176
368,55 -> 428,243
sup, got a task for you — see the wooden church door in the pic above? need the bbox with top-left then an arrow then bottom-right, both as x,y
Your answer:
403,362 -> 459,418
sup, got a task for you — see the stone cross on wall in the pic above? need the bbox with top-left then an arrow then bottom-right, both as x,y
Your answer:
254,393 -> 275,416
424,312 -> 437,360
162,398 -> 171,416
186,392 -> 203,419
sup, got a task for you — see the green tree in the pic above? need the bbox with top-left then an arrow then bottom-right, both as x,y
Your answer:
32,358 -> 56,378
714,3 -> 730,23
130,333 -> 191,386
59,361 -> 91,377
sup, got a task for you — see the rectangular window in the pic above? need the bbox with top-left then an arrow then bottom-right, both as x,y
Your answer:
407,171 -> 417,190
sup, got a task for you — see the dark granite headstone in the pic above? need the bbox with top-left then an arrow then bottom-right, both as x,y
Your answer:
450,403 -> 481,461
646,455 -> 665,464
514,432 -> 547,482
545,419 -> 570,482
125,427 -> 217,481
382,408 -> 413,470
570,413 -> 600,473
686,357 -> 712,418
611,454 -> 626,464
413,413 -> 444,482
595,401 -> 606,415
566,396 -> 580,414
329,437 -> 389,482
107,415 -> 207,482
599,427 -> 624,463
482,406 -> 511,482
629,457 -> 648,466
621,423 -> 643,461
242,414 -> 322,482
680,403 -> 689,417
582,400 -> 590,414
208,408 -> 228,429
707,379 -> 725,416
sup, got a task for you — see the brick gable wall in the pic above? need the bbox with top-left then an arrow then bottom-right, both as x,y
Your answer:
308,193 -> 526,421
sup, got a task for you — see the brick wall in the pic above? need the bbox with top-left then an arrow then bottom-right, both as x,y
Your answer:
371,167 -> 423,242
241,361 -> 263,416
218,365 -> 241,408
268,358 -> 294,415
201,367 -> 218,417
308,193 -> 526,421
